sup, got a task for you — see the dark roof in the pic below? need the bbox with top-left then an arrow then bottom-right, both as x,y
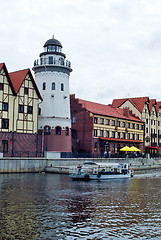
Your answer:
44,38 -> 62,48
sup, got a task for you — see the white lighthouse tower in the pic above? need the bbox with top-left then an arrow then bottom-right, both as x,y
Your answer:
32,35 -> 72,152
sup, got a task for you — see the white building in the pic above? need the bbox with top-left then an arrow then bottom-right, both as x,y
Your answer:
33,36 -> 72,152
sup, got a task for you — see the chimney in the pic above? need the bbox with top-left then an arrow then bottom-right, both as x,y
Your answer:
123,107 -> 129,117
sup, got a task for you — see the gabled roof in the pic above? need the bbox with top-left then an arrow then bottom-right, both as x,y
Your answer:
77,98 -> 143,122
0,62 -> 16,95
156,102 -> 161,115
149,99 -> 156,113
9,68 -> 42,101
112,97 -> 149,113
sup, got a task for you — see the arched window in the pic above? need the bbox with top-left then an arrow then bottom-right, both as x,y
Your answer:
52,82 -> 55,90
43,82 -> 46,90
61,83 -> 64,91
65,127 -> 69,136
56,126 -> 61,135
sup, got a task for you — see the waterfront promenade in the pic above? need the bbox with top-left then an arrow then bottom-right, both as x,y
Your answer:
0,156 -> 161,174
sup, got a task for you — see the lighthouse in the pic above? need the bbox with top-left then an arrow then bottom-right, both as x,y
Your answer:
32,35 -> 72,152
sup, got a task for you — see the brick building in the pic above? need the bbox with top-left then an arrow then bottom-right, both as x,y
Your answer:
0,63 -> 42,157
70,94 -> 144,156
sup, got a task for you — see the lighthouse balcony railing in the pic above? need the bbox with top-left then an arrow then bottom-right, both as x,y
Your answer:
34,58 -> 71,68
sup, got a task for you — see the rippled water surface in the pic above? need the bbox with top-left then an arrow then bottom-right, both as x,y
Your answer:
0,171 -> 161,239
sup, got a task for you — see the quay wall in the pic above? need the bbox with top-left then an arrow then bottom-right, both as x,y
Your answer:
0,157 -> 161,173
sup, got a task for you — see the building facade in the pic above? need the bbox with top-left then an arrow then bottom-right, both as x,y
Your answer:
70,94 -> 144,156
33,36 -> 72,152
0,63 -> 42,156
112,97 -> 161,154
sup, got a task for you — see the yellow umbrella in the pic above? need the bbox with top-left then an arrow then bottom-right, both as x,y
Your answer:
129,146 -> 141,151
119,146 -> 131,151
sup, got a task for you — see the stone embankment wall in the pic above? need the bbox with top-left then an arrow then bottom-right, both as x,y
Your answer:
0,157 -> 161,173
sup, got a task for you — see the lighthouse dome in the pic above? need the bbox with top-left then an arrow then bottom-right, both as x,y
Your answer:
44,37 -> 62,48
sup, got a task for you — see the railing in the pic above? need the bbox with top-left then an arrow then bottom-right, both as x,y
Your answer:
34,58 -> 71,68
2,151 -> 44,158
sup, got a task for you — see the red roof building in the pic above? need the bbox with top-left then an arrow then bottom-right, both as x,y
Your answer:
70,94 -> 144,156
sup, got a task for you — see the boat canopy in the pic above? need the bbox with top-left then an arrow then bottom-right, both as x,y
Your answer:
83,162 -> 121,167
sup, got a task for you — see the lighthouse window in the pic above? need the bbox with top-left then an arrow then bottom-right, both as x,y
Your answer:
52,82 -> 55,90
61,83 -> 64,91
43,82 -> 46,90
48,46 -> 52,52
44,47 -> 47,52
52,46 -> 56,51
49,56 -> 53,64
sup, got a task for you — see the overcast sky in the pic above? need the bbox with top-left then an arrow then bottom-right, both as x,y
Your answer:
1,0 -> 161,104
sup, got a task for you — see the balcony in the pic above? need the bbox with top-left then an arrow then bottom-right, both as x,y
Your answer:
33,57 -> 71,69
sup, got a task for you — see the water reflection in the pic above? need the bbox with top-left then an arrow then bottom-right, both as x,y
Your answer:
0,172 -> 161,239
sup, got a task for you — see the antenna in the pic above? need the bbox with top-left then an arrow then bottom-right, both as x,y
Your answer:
52,34 -> 54,39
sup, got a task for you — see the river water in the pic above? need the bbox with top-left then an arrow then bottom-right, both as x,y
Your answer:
0,171 -> 161,240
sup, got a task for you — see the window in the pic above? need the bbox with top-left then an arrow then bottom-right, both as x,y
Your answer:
72,117 -> 76,123
49,56 -> 53,64
24,87 -> 28,95
158,121 -> 160,126
127,122 -> 130,128
43,82 -> 46,90
2,119 -> 9,129
136,134 -> 139,140
94,129 -> 97,137
2,140 -> 8,152
145,109 -> 147,113
2,103 -> 8,111
127,133 -> 130,139
106,119 -> 110,125
112,131 -> 115,138
100,118 -> 104,124
132,134 -> 135,140
52,82 -> 55,90
146,119 -> 148,124
27,106 -> 33,114
132,123 -> 135,129
112,120 -> 115,126
122,132 -> 125,139
48,45 -> 52,52
0,83 -> 4,90
141,125 -> 143,130
52,46 -> 56,51
136,124 -> 139,130
117,132 -> 120,139
61,83 -> 64,91
122,122 -> 125,127
117,121 -> 120,127
18,105 -> 24,113
38,107 -> 41,115
151,120 -> 153,125
146,128 -> 148,133
106,131 -> 109,138
65,127 -> 69,136
100,130 -> 104,137
56,126 -> 61,135
94,117 -> 98,124
154,120 -> 155,125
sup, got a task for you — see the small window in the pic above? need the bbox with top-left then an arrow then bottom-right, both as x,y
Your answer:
100,118 -> 104,124
146,119 -> 148,124
65,127 -> 69,136
151,120 -> 153,125
48,45 -> 52,52
136,134 -> 139,140
117,132 -> 120,139
146,128 -> 148,133
94,117 -> 98,124
132,134 -> 135,140
141,125 -> 143,130
52,82 -> 55,90
61,83 -> 64,91
43,82 -> 46,90
2,119 -> 9,129
18,104 -> 24,113
117,121 -> 120,127
132,123 -> 135,129
112,120 -> 115,126
122,122 -> 125,127
2,140 -> 8,152
49,56 -> 53,64
2,103 -> 8,111
158,121 -> 160,126
106,131 -> 109,138
0,83 -> 4,91
100,130 -> 104,137
24,87 -> 28,95
106,119 -> 110,125
38,108 -> 41,115
94,129 -> 97,137
136,124 -> 139,130
27,106 -> 33,114
112,131 -> 115,138
56,126 -> 61,135
72,117 -> 76,123
127,133 -> 130,139
127,122 -> 130,128
122,132 -> 125,139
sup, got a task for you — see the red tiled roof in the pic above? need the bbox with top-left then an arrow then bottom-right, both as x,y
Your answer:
112,97 -> 149,113
0,63 -> 4,70
100,137 -> 143,143
77,98 -> 143,122
9,69 -> 29,93
149,99 -> 156,113
156,101 -> 161,115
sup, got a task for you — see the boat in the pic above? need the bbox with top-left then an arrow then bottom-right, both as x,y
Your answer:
69,162 -> 133,180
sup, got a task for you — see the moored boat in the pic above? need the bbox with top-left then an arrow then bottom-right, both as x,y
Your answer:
69,162 -> 132,180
